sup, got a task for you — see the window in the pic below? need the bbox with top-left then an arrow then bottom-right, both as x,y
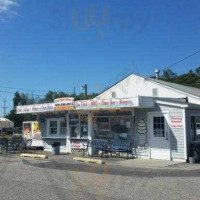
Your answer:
93,116 -> 132,139
69,114 -> 79,138
191,116 -> 200,141
80,114 -> 88,138
111,91 -> 116,98
47,118 -> 67,135
153,117 -> 165,137
152,88 -> 158,97
49,121 -> 57,134
60,119 -> 67,135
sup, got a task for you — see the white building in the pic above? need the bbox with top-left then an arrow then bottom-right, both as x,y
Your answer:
17,73 -> 200,161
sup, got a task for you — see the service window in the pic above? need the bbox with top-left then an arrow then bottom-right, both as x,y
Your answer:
110,117 -> 132,140
153,116 -> 165,137
69,114 -> 79,138
80,114 -> 88,138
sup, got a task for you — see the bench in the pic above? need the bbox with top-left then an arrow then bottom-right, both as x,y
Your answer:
88,139 -> 108,157
106,139 -> 133,159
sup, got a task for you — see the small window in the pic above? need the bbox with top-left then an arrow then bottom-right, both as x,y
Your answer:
153,116 -> 165,137
49,121 -> 58,134
152,88 -> 158,97
111,91 -> 116,98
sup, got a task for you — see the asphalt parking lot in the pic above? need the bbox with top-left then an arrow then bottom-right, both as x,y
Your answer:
0,153 -> 200,200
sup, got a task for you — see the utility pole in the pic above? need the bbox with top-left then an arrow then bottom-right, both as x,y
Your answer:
81,84 -> 87,99
1,98 -> 8,117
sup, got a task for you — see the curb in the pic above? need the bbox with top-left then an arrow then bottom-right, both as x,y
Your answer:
73,157 -> 105,164
20,154 -> 48,159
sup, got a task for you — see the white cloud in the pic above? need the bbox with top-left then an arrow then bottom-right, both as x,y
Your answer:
0,0 -> 20,21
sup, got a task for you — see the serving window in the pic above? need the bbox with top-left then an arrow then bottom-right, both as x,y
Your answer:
69,113 -> 88,138
93,115 -> 132,140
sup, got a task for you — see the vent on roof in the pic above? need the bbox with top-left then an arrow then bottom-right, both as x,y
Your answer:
111,91 -> 117,98
152,88 -> 158,97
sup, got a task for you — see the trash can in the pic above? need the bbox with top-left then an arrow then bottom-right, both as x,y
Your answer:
52,142 -> 60,155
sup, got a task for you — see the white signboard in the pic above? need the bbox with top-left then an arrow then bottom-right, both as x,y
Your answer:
75,98 -> 138,110
170,117 -> 183,129
54,97 -> 74,110
17,103 -> 55,114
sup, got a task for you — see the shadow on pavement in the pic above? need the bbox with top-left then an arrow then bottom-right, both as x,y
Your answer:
22,159 -> 200,178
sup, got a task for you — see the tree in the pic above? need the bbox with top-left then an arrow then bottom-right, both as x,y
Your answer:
161,67 -> 200,89
160,69 -> 177,81
6,92 -> 36,127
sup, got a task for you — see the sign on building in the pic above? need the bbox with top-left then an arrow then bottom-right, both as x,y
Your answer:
54,97 -> 74,111
170,117 -> 183,128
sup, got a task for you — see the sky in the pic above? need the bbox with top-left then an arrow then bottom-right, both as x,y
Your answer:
0,0 -> 200,116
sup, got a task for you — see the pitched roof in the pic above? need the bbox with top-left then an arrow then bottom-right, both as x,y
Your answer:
94,73 -> 200,99
147,78 -> 200,98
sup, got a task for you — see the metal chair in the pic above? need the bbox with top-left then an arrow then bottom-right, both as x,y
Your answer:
20,139 -> 33,153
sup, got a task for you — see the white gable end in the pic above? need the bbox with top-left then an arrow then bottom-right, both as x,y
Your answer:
94,74 -> 200,104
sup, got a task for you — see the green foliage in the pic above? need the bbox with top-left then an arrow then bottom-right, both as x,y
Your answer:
6,92 -> 36,127
160,67 -> 200,89
160,69 -> 177,81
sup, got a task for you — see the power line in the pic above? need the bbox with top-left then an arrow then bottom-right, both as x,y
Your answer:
148,50 -> 200,77
0,90 -> 45,97
0,85 -> 47,93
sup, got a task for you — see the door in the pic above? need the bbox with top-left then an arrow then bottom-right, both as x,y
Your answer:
148,112 -> 171,160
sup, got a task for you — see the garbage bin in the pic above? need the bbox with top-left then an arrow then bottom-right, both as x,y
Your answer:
52,142 -> 60,155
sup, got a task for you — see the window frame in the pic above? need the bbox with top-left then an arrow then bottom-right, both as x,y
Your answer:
47,118 -> 67,136
153,116 -> 165,138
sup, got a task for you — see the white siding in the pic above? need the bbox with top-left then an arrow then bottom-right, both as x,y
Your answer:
95,74 -> 200,104
134,104 -> 185,160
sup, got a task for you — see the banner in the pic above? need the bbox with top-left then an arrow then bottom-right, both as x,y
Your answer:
75,98 -> 138,110
54,97 -> 74,111
17,103 -> 55,114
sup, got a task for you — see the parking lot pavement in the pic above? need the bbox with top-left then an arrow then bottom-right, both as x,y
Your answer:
0,153 -> 200,200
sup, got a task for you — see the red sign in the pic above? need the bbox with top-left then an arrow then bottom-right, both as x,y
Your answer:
170,117 -> 183,128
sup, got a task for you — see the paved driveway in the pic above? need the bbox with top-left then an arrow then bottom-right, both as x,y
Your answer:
0,154 -> 200,200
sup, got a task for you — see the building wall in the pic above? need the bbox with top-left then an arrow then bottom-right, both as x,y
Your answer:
94,74 -> 200,105
38,113 -> 67,151
134,104 -> 185,160
95,74 -> 187,100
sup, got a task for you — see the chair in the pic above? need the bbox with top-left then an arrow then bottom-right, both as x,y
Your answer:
20,139 -> 33,153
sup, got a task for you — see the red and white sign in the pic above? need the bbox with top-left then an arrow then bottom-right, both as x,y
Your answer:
54,97 -> 74,110
170,117 -> 183,129
71,141 -> 88,149
75,98 -> 137,110
17,103 -> 55,114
